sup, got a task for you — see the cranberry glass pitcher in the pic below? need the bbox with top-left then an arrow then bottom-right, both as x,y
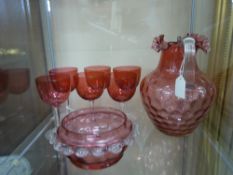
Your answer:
140,34 -> 216,136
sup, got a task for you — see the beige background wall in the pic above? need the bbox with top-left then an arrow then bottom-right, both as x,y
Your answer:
50,0 -> 191,71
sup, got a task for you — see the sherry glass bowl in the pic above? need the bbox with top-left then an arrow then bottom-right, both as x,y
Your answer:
113,66 -> 141,90
49,67 -> 78,91
107,73 -> 136,102
75,72 -> 104,101
84,65 -> 111,89
35,74 -> 70,127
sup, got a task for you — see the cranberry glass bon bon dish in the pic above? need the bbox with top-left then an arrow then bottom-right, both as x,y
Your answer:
49,107 -> 133,170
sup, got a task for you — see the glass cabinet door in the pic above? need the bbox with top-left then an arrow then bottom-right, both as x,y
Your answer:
0,0 -> 49,155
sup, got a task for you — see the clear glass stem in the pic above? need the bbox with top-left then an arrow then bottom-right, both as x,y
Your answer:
120,102 -> 125,113
66,98 -> 71,114
90,100 -> 94,112
90,100 -> 96,122
53,107 -> 60,128
66,97 -> 73,113
67,97 -> 70,112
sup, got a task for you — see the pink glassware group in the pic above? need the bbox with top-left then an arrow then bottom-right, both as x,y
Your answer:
35,65 -> 141,170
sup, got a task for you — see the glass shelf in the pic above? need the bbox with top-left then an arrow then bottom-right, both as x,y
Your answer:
4,113 -> 233,175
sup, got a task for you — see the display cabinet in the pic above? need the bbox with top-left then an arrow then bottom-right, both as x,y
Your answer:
0,0 -> 233,174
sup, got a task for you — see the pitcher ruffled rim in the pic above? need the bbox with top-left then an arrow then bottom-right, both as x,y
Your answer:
151,33 -> 210,53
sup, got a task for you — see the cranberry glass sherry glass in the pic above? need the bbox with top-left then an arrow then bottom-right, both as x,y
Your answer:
83,65 -> 111,108
49,67 -> 78,112
108,66 -> 141,111
35,74 -> 70,127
